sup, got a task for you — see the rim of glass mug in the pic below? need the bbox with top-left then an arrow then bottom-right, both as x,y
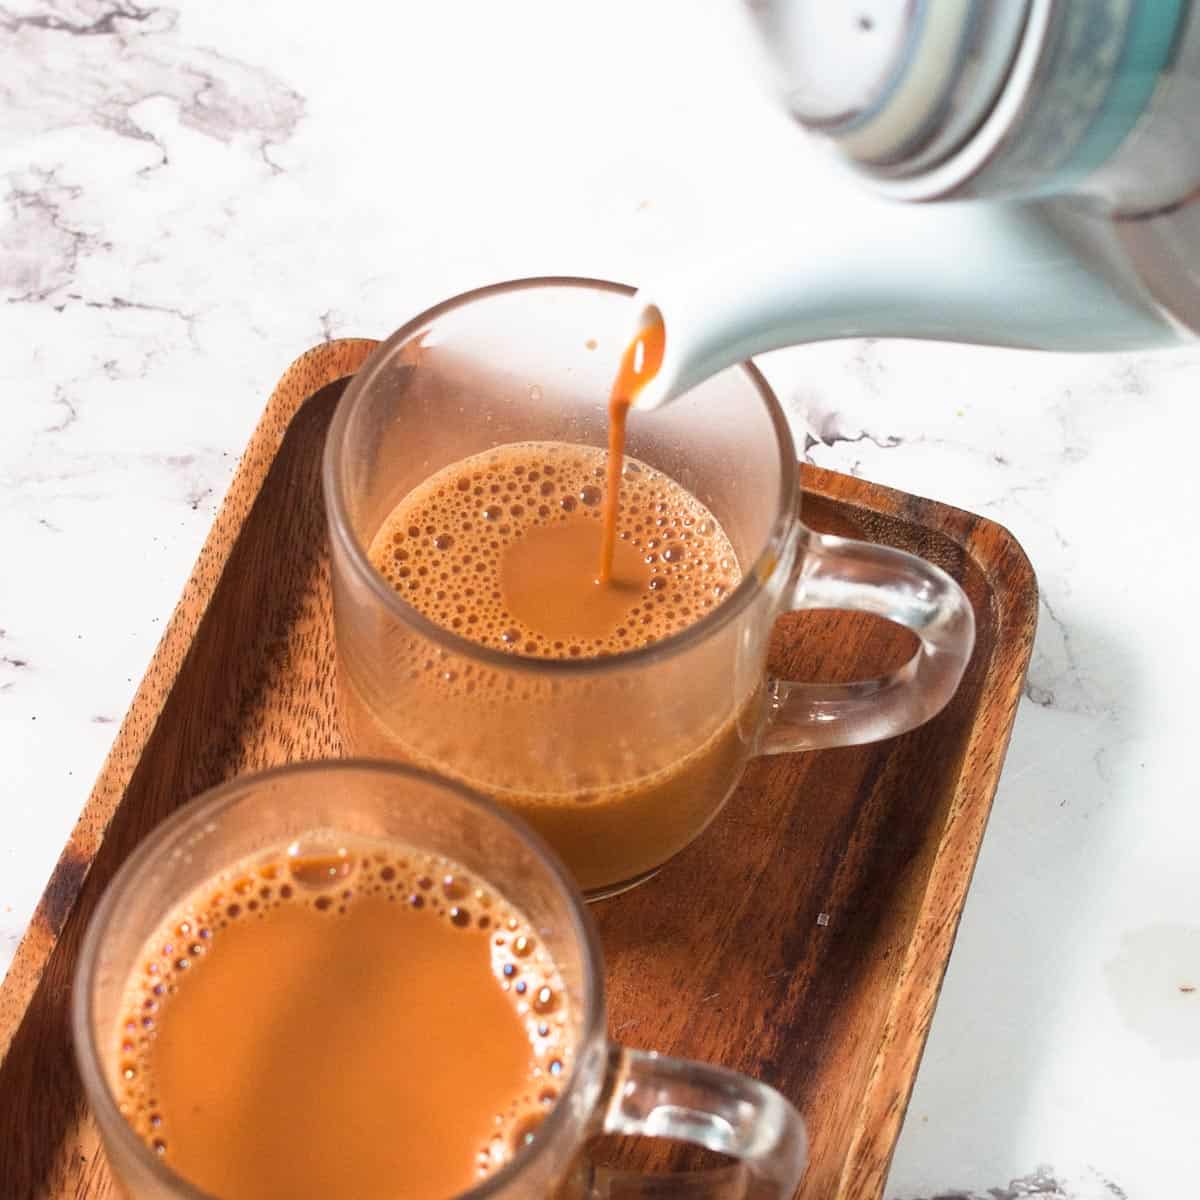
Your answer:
71,758 -> 606,1199
321,276 -> 801,676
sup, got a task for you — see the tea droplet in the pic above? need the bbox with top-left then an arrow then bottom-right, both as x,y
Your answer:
532,985 -> 558,1014
510,1113 -> 544,1154
442,875 -> 468,900
287,845 -> 355,889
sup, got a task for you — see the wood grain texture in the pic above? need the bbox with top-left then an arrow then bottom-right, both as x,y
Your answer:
0,341 -> 1036,1199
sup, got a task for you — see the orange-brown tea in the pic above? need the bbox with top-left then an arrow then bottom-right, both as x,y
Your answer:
114,840 -> 570,1199
369,441 -> 738,657
356,441 -> 751,892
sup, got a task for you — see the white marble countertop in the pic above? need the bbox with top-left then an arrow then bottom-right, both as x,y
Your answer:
3,2 -> 1198,1196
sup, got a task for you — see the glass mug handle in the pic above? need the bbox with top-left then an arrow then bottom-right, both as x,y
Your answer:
758,529 -> 976,755
582,1045 -> 808,1198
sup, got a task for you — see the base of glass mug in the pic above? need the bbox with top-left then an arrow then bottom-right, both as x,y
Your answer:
583,864 -> 663,902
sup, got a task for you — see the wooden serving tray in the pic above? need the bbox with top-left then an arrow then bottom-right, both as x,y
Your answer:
0,340 -> 1036,1199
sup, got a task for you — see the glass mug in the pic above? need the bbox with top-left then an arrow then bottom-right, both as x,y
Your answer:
323,279 -> 975,898
73,760 -> 808,1198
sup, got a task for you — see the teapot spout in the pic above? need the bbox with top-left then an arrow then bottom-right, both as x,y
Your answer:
632,200 -> 1182,412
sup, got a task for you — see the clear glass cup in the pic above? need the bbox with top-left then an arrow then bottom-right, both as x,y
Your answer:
323,279 -> 975,898
73,760 -> 808,1199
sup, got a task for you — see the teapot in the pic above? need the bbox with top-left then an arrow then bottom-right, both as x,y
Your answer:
632,0 -> 1200,411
